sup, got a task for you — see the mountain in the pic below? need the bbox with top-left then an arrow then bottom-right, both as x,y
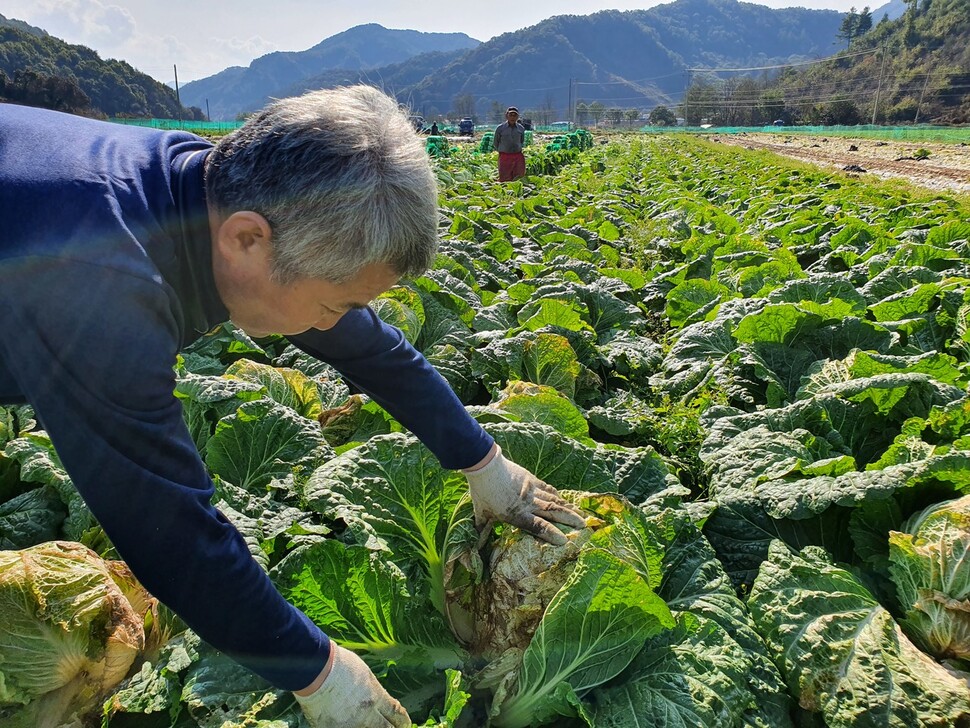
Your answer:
0,13 -> 200,118
872,0 -> 908,22
402,0 -> 844,121
0,13 -> 47,38
766,0 -> 970,124
179,24 -> 480,120
183,0 -> 844,121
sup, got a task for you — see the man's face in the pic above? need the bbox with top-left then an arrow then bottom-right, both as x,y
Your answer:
506,111 -> 519,123
210,211 -> 401,337
221,258 -> 399,338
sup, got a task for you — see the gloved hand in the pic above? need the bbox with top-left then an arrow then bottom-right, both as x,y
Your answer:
463,445 -> 587,545
294,645 -> 411,728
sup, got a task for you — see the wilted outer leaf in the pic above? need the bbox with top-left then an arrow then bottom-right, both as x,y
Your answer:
0,542 -> 144,718
493,382 -> 591,443
491,548 -> 674,728
224,360 -> 324,421
889,494 -> 970,661
749,541 -> 970,727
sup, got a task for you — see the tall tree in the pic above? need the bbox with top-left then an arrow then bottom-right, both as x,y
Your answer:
838,7 -> 860,48
451,93 -> 476,119
648,105 -> 677,126
856,7 -> 873,36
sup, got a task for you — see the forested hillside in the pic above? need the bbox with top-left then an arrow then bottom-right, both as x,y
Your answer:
174,0 -> 842,120
0,14 -> 201,119
684,0 -> 970,125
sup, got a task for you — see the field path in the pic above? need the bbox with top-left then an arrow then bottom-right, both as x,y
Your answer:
710,133 -> 970,193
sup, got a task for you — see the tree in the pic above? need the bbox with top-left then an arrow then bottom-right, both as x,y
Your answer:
838,7 -> 860,49
758,89 -> 786,125
624,108 -> 641,125
649,105 -> 678,126
588,101 -> 605,124
537,93 -> 556,125
575,102 -> 590,126
683,78 -> 718,125
605,107 -> 623,125
452,93 -> 476,119
821,99 -> 862,125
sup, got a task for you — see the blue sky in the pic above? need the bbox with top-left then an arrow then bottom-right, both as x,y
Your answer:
5,0 -> 879,83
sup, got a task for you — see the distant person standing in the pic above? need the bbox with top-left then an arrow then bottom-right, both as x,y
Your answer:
430,121 -> 439,135
493,106 -> 526,182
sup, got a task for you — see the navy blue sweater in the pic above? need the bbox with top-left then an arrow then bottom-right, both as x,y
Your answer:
0,104 -> 493,690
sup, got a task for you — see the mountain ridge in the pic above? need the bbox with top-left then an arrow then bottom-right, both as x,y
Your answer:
179,0 -> 846,120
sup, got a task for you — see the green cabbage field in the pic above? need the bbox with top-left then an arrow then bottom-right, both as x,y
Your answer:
2,134 -> 970,727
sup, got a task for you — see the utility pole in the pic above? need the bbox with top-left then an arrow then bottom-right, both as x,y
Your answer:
871,44 -> 888,125
173,64 -> 183,129
205,98 -> 210,122
914,72 -> 931,124
567,77 -> 572,126
684,69 -> 692,125
567,78 -> 578,126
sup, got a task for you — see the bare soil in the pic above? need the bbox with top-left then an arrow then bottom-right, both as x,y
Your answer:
708,132 -> 970,194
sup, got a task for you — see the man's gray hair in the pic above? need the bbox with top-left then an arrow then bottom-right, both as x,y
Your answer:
204,85 -> 439,284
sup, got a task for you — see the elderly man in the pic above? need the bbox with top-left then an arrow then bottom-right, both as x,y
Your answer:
0,85 -> 584,727
493,106 -> 527,182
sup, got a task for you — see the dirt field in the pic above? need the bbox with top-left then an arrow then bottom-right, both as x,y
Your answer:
709,132 -> 970,194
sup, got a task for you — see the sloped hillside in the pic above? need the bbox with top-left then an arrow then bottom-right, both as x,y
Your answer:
0,14 -> 198,118
773,0 -> 970,124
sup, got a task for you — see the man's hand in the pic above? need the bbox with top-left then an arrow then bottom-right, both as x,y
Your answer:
463,445 -> 587,545
294,645 -> 411,728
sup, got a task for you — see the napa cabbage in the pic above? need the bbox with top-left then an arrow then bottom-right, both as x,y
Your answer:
0,541 -> 151,727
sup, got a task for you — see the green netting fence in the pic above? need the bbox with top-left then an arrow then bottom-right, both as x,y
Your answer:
109,118 -> 245,133
639,124 -> 970,143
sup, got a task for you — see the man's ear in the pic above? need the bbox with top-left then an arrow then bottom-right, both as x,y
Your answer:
214,211 -> 273,263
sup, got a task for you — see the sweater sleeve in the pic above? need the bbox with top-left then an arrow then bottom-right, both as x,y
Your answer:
288,307 -> 493,470
0,257 -> 329,691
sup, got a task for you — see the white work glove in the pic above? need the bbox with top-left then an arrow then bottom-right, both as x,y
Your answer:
463,445 -> 587,545
294,645 -> 411,728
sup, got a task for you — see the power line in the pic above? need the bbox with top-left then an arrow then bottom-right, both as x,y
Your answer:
686,47 -> 880,73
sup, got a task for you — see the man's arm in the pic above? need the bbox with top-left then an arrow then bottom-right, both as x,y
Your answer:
288,308 -> 586,545
288,307 -> 493,471
0,259 -> 330,691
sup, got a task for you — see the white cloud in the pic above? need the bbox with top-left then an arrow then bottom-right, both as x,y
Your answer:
22,0 -> 136,49
211,35 -> 278,59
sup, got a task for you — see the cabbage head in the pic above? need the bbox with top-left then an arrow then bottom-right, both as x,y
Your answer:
889,494 -> 970,662
447,492 -> 675,728
0,541 -> 149,727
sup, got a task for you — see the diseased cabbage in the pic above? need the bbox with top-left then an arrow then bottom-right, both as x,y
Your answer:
447,492 -> 674,728
0,541 -> 151,727
889,493 -> 970,661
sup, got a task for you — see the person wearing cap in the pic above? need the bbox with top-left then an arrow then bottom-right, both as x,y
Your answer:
493,106 -> 526,182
